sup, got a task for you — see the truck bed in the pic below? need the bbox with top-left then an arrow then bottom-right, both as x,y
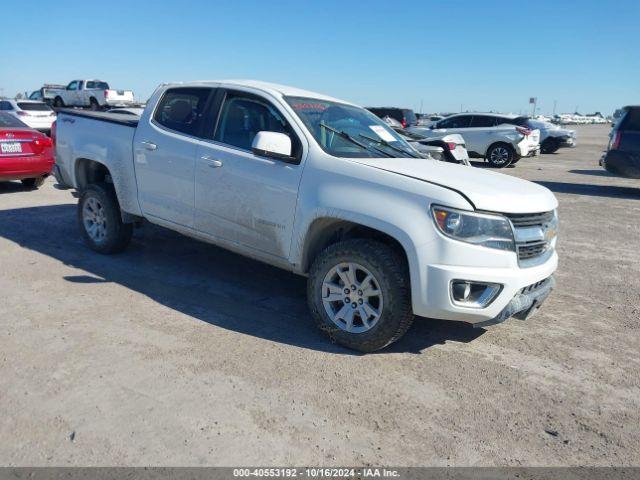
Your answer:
54,109 -> 142,217
56,109 -> 140,127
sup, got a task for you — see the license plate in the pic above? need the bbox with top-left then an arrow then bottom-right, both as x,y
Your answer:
1,142 -> 22,154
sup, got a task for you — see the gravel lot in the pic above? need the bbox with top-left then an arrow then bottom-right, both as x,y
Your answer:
1,124 -> 638,466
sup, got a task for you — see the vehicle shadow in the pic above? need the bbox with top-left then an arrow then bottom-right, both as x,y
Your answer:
535,181 -> 640,200
0,181 -> 32,194
0,204 -> 484,355
470,161 -> 516,169
568,169 -> 618,178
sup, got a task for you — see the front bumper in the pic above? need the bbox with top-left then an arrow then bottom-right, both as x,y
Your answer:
472,276 -> 555,328
601,150 -> 640,178
410,238 -> 558,326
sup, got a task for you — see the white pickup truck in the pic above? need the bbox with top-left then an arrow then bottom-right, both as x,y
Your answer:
49,80 -> 135,110
52,80 -> 558,352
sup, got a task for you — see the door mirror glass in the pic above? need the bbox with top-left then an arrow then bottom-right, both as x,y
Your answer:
252,131 -> 293,162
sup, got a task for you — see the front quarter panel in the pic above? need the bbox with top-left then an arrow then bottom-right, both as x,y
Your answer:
291,150 -> 474,307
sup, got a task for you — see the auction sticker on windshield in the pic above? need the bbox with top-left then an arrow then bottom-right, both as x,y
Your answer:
369,125 -> 396,142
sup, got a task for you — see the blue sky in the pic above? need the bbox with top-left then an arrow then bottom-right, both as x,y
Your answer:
1,0 -> 638,115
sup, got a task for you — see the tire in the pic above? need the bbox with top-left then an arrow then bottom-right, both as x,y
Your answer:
541,138 -> 559,154
89,98 -> 100,111
307,239 -> 414,352
53,97 -> 64,108
21,177 -> 45,189
486,143 -> 515,168
77,183 -> 133,254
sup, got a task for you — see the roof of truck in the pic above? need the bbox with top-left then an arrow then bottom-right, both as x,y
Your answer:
161,80 -> 355,105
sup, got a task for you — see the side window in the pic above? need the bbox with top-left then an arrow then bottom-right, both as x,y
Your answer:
470,116 -> 497,128
67,81 -> 78,91
86,81 -> 95,89
213,91 -> 301,158
438,115 -> 472,129
153,87 -> 212,137
0,101 -> 13,111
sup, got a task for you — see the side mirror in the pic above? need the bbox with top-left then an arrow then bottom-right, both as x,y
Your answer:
430,124 -> 436,129
252,131 -> 296,163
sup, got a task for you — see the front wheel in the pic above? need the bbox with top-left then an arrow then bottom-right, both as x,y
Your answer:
78,183 -> 133,254
307,239 -> 414,352
486,143 -> 514,168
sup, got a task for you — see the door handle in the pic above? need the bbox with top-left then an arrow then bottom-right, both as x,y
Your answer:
201,155 -> 223,168
140,140 -> 157,151
62,118 -> 75,124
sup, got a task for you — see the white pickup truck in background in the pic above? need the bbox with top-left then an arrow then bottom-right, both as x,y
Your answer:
52,80 -> 558,352
48,79 -> 135,110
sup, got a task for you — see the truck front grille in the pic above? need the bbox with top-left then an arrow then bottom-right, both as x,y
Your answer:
506,211 -> 554,228
504,211 -> 555,264
517,240 -> 549,261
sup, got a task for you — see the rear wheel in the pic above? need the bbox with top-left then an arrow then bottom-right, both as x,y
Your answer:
21,177 -> 45,189
308,239 -> 414,352
486,143 -> 514,168
78,183 -> 132,254
89,98 -> 100,111
53,97 -> 64,108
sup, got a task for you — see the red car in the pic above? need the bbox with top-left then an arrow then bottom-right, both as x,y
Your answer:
0,111 -> 54,188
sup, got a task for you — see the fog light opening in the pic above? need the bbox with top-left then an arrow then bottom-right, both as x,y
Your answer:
451,280 -> 502,308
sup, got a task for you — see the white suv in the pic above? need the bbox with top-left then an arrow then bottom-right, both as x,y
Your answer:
409,113 -> 540,168
0,99 -> 56,134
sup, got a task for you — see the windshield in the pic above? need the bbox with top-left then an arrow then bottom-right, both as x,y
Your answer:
285,96 -> 418,158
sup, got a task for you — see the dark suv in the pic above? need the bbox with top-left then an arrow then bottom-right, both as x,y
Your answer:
367,107 -> 418,128
601,106 -> 640,178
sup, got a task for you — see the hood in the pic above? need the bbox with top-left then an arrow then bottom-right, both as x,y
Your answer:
351,157 -> 558,214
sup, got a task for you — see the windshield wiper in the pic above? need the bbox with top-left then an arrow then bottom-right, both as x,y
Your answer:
359,133 -> 421,158
319,123 -> 393,158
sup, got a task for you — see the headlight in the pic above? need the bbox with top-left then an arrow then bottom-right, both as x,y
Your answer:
431,205 -> 515,251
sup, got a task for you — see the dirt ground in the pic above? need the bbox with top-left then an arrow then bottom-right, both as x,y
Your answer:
1,124 -> 638,466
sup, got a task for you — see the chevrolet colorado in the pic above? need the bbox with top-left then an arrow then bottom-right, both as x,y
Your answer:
53,80 -> 558,352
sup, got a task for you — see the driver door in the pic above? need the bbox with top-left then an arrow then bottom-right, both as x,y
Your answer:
193,89 -> 305,259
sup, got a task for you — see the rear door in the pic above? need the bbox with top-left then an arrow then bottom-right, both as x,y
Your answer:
192,88 -> 305,259
468,115 -> 499,153
133,87 -> 214,228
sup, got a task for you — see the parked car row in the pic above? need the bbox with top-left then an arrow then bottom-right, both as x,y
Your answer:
368,108 -> 578,168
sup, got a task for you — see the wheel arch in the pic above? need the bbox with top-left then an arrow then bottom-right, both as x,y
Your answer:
299,216 -> 413,278
74,158 -> 112,191
485,140 -> 515,159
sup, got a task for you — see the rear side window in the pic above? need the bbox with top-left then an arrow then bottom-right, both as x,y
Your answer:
0,112 -> 27,127
621,108 -> 640,131
153,88 -> 212,137
438,115 -> 472,128
86,81 -> 109,89
470,116 -> 497,127
17,102 -> 52,112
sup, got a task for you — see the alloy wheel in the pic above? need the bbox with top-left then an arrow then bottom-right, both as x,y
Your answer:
321,262 -> 384,333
